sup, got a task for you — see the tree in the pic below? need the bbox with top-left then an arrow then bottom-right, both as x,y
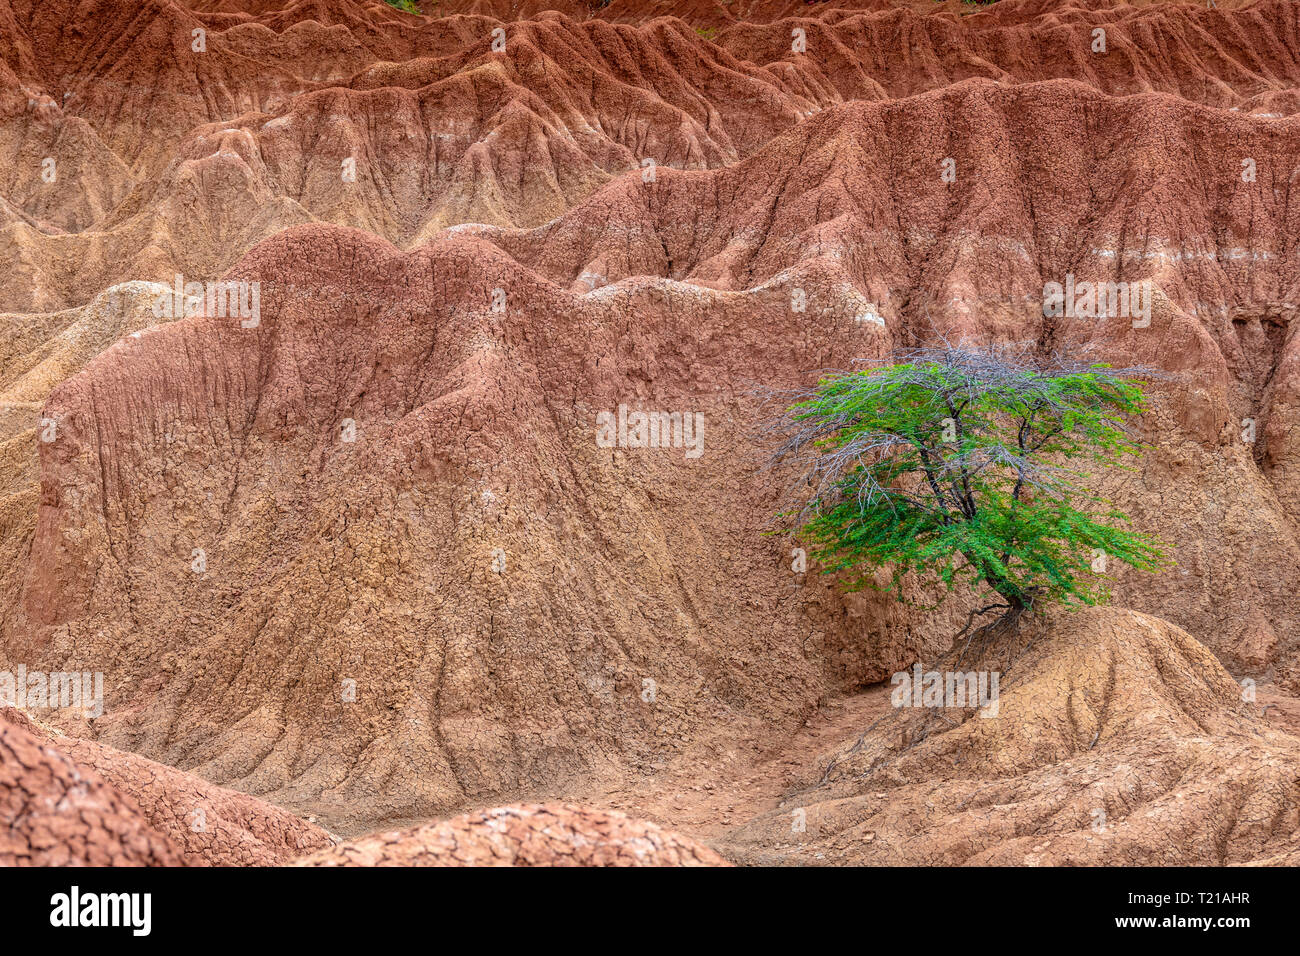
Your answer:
769,343 -> 1164,624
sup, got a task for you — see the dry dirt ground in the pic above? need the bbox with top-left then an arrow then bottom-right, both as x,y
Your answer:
566,683 -> 896,845
569,679 -> 1300,854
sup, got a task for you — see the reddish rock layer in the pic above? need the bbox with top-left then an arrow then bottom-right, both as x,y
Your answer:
1,708 -> 332,865
0,708 -> 185,865
10,222 -> 907,830
4,0 -> 1299,309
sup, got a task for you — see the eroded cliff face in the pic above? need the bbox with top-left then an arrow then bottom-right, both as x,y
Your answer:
9,223 -> 926,828
2,0 -> 1299,854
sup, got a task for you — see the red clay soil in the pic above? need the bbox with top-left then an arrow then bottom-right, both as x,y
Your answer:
11,222 -> 915,831
54,731 -> 335,864
1,708 -> 333,864
296,802 -> 728,865
0,709 -> 186,865
2,0 -> 1300,864
4,1 -> 1299,307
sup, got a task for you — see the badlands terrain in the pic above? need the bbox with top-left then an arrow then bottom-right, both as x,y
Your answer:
2,0 -> 1300,867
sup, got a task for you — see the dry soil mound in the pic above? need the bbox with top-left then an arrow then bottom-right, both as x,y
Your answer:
54,729 -> 334,865
0,283 -> 185,625
0,708 -> 185,865
8,222 -> 914,831
2,708 -> 331,865
717,606 -> 1300,865
296,802 -> 727,866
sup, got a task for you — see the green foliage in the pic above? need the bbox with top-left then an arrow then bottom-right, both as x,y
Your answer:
383,0 -> 421,14
695,26 -> 718,41
774,345 -> 1165,612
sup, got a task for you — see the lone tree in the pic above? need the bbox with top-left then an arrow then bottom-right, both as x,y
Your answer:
769,343 -> 1164,625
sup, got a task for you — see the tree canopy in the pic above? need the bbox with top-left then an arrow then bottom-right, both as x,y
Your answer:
770,344 -> 1165,614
